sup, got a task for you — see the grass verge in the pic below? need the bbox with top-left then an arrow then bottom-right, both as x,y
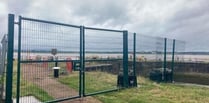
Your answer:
58,71 -> 117,93
59,71 -> 209,103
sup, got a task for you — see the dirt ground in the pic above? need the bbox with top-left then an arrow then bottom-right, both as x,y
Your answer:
22,64 -> 101,103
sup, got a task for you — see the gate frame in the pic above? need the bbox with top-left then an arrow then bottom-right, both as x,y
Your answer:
5,14 -> 133,103
82,27 -> 128,96
4,13 -> 181,103
17,16 -> 83,103
5,14 -> 15,103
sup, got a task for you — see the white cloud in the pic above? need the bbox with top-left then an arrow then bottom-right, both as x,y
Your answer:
0,0 -> 209,51
0,2 -> 7,16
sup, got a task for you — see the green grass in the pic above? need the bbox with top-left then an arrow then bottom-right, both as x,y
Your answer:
95,78 -> 209,103
58,71 -> 117,93
12,61 -> 53,102
10,61 -> 209,103
58,71 -> 209,103
58,72 -> 80,90
12,81 -> 53,102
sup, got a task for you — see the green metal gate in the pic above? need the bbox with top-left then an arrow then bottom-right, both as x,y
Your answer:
17,15 -> 82,103
5,14 -> 131,103
4,13 -> 187,103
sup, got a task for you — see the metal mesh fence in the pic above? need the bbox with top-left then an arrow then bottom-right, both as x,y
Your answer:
166,38 -> 173,63
165,38 -> 174,81
6,14 -> 204,103
128,33 -> 134,76
173,40 -> 185,83
84,28 -> 123,95
16,18 -> 81,102
134,33 -> 164,78
172,40 -> 209,85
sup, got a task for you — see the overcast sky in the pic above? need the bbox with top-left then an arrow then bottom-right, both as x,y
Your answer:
0,0 -> 209,52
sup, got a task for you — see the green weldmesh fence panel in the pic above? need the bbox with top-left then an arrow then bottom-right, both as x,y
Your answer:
128,32 -> 134,76
174,40 -> 209,85
127,32 -> 137,87
16,17 -> 81,103
165,38 -> 173,82
135,34 -> 164,78
84,27 -> 123,95
173,40 -> 187,83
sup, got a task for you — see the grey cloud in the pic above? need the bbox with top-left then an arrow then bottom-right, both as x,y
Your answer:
0,16 -> 7,38
163,0 -> 209,51
0,0 -> 32,38
171,0 -> 209,23
69,0 -> 130,26
1,0 -> 209,52
167,0 -> 209,32
7,0 -> 32,15
124,0 -> 209,51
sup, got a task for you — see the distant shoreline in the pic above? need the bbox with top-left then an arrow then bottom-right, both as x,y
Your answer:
13,50 -> 209,55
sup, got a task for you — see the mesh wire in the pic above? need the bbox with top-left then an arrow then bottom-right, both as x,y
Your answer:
11,15 -> 209,103
135,33 -> 164,77
84,28 -> 123,94
172,40 -> 209,84
16,18 -> 81,102
128,33 -> 134,76
166,38 -> 173,71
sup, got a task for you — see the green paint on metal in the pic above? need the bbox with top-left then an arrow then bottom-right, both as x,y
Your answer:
123,31 -> 129,87
133,33 -> 136,76
171,39 -> 175,82
5,14 -> 175,102
5,14 -> 15,103
133,33 -> 137,87
16,16 -> 22,103
82,26 -> 86,96
163,38 -> 167,82
79,26 -> 82,97
79,26 -> 84,97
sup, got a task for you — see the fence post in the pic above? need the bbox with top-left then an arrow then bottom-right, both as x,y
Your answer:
79,26 -> 85,97
16,16 -> 22,103
5,14 -> 15,103
123,31 -> 128,87
82,26 -> 85,96
79,26 -> 82,97
133,33 -> 137,86
171,39 -> 175,82
163,38 -> 167,82
133,33 -> 136,77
